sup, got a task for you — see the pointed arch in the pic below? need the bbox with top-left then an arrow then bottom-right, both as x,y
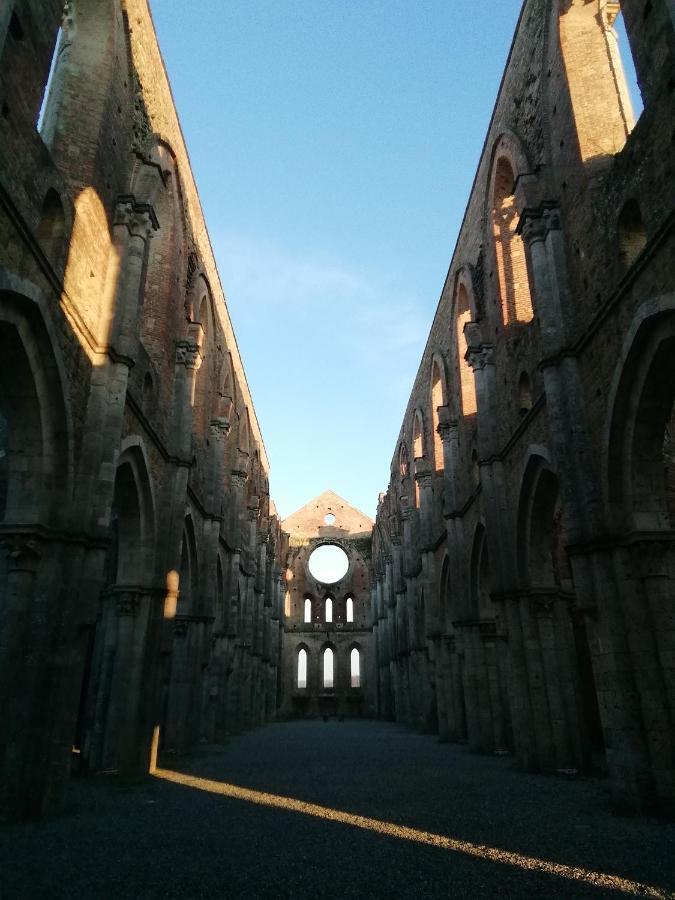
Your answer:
179,514 -> 199,610
469,523 -> 493,619
604,298 -> 675,532
454,271 -> 478,416
36,188 -> 67,269
0,285 -> 72,527
516,452 -> 570,589
349,644 -> 361,688
322,644 -> 335,689
107,439 -> 156,586
296,643 -> 309,689
617,199 -> 647,270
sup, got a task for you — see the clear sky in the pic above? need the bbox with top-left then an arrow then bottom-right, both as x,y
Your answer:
150,2 -> 639,520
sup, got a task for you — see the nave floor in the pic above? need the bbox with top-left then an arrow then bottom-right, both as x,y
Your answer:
1,720 -> 673,898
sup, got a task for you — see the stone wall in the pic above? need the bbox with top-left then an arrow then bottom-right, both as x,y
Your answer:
372,0 -> 675,814
0,0 -> 286,819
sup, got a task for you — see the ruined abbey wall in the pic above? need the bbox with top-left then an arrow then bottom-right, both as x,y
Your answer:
0,0 -> 286,819
371,0 -> 675,814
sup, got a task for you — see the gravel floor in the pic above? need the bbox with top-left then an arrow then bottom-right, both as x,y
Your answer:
1,720 -> 674,899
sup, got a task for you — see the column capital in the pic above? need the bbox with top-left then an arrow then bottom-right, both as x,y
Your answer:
175,339 -> 202,370
519,202 -> 562,245
114,194 -> 159,237
210,417 -> 231,438
466,341 -> 495,372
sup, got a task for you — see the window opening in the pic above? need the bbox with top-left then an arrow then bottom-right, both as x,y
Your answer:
325,597 -> 333,623
492,157 -> 533,325
618,199 -> 647,269
304,597 -> 312,623
323,648 -> 334,689
297,648 -> 308,689
456,283 -> 477,415
9,13 -> 25,41
346,596 -> 354,623
351,648 -> 361,688
308,544 -> 349,584
431,360 -> 444,471
518,372 -> 532,415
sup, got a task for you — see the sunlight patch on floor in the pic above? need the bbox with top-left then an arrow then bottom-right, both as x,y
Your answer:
153,768 -> 667,897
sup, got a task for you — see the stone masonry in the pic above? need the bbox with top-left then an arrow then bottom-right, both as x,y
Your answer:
371,0 -> 675,815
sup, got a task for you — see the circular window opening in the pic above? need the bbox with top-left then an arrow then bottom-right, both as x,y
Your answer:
324,513 -> 336,525
308,544 -> 348,584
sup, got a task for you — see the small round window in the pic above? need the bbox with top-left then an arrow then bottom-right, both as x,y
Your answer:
308,544 -> 349,584
324,513 -> 336,525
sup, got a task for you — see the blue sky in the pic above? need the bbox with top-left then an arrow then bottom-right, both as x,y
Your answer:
150,2 -> 639,520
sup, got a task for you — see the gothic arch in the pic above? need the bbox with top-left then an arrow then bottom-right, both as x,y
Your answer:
429,353 -> 448,471
0,281 -> 73,528
438,551 -> 452,630
107,441 -> 156,586
469,522 -> 493,619
516,452 -> 569,589
453,269 -> 478,417
178,514 -> 199,610
604,296 -> 675,532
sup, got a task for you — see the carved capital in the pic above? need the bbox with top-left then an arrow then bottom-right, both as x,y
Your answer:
520,203 -> 562,245
114,194 -> 158,238
437,406 -> 459,443
466,342 -> 495,371
116,591 -> 139,617
3,538 -> 42,574
601,0 -> 621,30
175,340 -> 202,370
210,417 -> 231,438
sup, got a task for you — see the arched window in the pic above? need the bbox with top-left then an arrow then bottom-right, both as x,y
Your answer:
36,188 -> 66,267
346,596 -> 354,623
325,597 -> 333,623
518,371 -> 532,415
284,592 -> 291,618
492,157 -> 533,325
350,648 -> 360,688
304,597 -> 312,623
398,443 -> 409,479
471,449 -> 480,487
412,411 -> 424,508
430,358 -> 445,471
297,648 -> 308,689
198,294 -> 209,336
323,648 -> 334,689
456,282 -> 477,415
618,199 -> 646,269
412,410 -> 424,460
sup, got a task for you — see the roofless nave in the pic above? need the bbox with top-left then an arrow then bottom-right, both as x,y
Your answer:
0,0 -> 674,836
